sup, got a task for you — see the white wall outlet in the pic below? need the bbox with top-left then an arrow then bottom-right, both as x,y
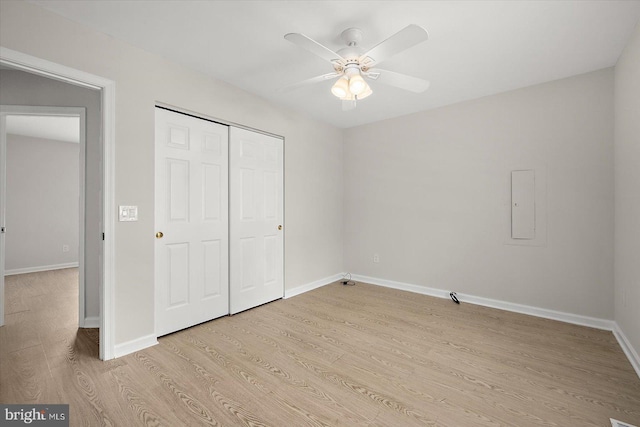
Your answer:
373,253 -> 380,263
119,205 -> 138,222
62,244 -> 69,253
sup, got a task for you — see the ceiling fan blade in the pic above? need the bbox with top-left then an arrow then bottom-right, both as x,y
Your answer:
359,24 -> 428,67
342,99 -> 357,111
279,72 -> 340,93
284,33 -> 345,64
367,69 -> 430,93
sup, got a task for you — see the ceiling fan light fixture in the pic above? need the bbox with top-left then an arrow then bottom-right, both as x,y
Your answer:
340,92 -> 355,101
356,83 -> 373,100
331,77 -> 373,101
284,24 -> 430,110
348,73 -> 367,95
331,77 -> 349,98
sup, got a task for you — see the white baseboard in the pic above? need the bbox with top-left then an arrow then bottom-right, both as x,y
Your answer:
82,316 -> 100,328
284,273 -> 346,299
110,273 -> 338,359
613,323 -> 640,379
350,274 -> 450,301
114,333 -> 158,358
350,273 -> 639,378
5,262 -> 79,276
459,293 -> 615,331
350,273 -> 615,330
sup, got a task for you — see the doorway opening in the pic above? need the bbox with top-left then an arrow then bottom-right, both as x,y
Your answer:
0,47 -> 115,360
2,109 -> 85,313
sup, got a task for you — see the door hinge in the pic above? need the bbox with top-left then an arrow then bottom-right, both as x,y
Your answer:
1,226 -> 5,233
102,232 -> 105,241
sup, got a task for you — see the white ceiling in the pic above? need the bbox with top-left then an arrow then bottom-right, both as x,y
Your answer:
6,115 -> 80,143
29,0 -> 640,129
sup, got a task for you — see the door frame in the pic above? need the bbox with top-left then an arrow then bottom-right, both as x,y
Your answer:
0,47 -> 116,360
0,105 -> 87,327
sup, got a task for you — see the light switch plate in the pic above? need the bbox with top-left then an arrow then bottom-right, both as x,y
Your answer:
119,205 -> 138,222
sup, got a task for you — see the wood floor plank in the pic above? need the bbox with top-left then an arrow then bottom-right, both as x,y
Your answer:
2,270 -> 640,426
108,365 -> 176,427
0,344 -> 62,404
193,322 -> 375,425
428,343 -> 638,419
0,311 -> 42,355
157,332 -> 281,426
210,315 -> 382,425
163,327 -> 339,426
49,335 -> 123,426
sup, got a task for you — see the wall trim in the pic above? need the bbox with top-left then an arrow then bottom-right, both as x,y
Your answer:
350,273 -> 447,301
5,262 -> 79,276
460,292 -> 615,331
83,316 -> 100,328
613,323 -> 640,379
284,273 -> 346,299
349,274 -> 640,378
350,273 -> 615,330
114,334 -> 158,359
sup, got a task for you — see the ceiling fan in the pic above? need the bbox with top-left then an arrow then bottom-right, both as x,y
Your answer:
282,25 -> 430,111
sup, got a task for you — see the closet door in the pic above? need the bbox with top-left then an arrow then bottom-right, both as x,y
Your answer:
155,108 -> 229,336
229,127 -> 284,314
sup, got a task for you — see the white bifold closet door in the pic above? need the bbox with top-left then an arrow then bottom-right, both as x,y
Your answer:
229,127 -> 284,314
155,108 -> 229,336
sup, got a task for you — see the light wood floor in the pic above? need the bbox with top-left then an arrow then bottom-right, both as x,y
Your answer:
1,269 -> 639,426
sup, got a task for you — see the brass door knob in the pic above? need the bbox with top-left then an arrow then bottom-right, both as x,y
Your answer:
156,232 -> 164,239
278,225 -> 283,230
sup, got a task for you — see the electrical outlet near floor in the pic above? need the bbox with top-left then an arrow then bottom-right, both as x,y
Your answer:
373,253 -> 380,263
62,244 -> 69,253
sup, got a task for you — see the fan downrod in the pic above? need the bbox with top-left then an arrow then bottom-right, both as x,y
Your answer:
340,28 -> 363,47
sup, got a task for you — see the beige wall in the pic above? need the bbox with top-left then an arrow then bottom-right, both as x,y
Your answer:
5,134 -> 79,271
0,0 -> 344,345
614,22 -> 640,358
344,68 -> 615,320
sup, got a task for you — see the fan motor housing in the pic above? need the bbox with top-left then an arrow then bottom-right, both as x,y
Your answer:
340,28 -> 363,46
